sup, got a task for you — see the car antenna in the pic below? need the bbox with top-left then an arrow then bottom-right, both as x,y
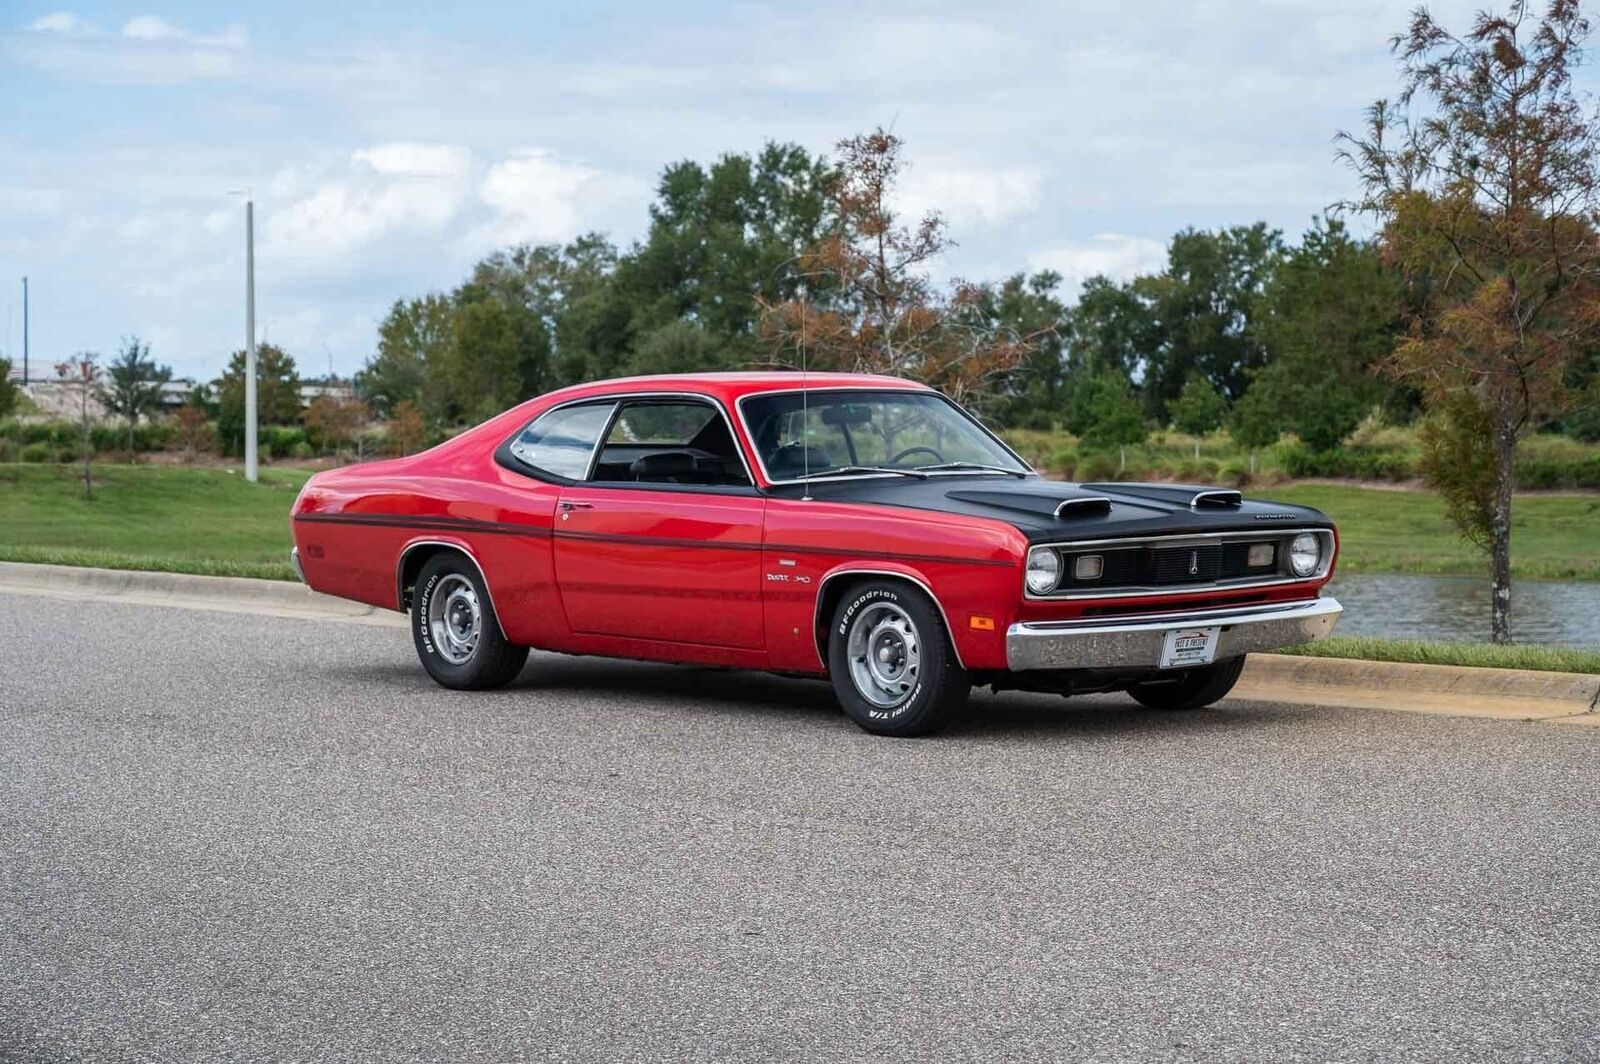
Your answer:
800,283 -> 812,501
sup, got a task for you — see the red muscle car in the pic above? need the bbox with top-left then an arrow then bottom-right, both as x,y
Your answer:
290,372 -> 1342,736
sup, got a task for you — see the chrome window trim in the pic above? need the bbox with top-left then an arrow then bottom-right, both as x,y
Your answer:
811,568 -> 967,670
504,397 -> 619,482
504,391 -> 757,488
1022,527 -> 1336,601
732,386 -> 1037,487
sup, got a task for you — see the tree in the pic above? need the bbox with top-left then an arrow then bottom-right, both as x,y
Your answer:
1228,377 -> 1283,473
969,272 -> 1069,428
1339,0 -> 1600,643
386,400 -> 426,456
215,343 -> 301,456
1135,224 -> 1283,419
444,292 -> 549,423
1255,218 -> 1404,451
55,354 -> 101,500
174,403 -> 212,460
0,357 -> 18,421
1170,375 -> 1229,437
302,394 -> 369,460
1068,371 -> 1148,466
1064,275 -> 1157,384
757,129 -> 1039,402
620,143 -> 836,364
99,336 -> 171,454
625,319 -> 731,375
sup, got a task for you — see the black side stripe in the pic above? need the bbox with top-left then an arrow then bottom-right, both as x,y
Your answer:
294,513 -> 548,538
294,512 -> 1014,568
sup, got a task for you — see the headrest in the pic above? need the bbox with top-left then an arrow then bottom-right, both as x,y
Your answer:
630,452 -> 698,479
769,445 -> 831,475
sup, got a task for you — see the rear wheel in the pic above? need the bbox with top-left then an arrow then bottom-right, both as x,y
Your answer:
1127,655 -> 1246,711
827,580 -> 969,737
411,553 -> 528,690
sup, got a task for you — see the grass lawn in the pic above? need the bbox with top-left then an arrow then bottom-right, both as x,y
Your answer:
1271,635 -> 1600,675
0,464 -> 309,581
1262,483 -> 1600,582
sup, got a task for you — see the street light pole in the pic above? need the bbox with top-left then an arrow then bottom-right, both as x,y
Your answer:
21,275 -> 28,386
244,198 -> 258,483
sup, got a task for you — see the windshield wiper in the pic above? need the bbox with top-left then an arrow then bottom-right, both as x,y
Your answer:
915,462 -> 1030,478
795,465 -> 930,480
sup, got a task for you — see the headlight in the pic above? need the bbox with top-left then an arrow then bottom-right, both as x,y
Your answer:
1289,533 -> 1322,577
1025,547 -> 1061,594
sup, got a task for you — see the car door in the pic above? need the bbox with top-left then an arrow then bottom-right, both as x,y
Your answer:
552,396 -> 767,650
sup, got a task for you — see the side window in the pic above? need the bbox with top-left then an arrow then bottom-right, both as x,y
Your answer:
590,400 -> 751,487
507,402 -> 616,480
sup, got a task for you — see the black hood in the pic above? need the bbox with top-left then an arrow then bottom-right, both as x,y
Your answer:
768,474 -> 1331,543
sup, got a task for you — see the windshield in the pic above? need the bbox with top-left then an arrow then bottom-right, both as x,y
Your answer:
740,389 -> 1030,481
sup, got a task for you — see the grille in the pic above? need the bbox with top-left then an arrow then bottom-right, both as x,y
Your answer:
1053,537 -> 1289,595
1151,544 -> 1221,583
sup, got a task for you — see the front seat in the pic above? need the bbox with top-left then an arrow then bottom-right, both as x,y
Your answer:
629,451 -> 700,484
767,445 -> 832,479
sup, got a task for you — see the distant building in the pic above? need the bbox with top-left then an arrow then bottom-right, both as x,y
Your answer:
299,380 -> 356,405
158,379 -> 196,410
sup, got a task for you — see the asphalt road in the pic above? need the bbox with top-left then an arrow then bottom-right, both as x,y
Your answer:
2,591 -> 1598,1063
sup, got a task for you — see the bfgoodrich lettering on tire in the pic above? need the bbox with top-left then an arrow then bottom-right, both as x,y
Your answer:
410,552 -> 529,691
827,579 -> 969,737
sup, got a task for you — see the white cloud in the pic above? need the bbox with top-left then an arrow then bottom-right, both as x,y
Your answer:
263,147 -> 473,266
29,12 -> 95,34
897,163 -> 1043,230
14,11 -> 247,82
475,149 -> 642,247
1028,235 -> 1169,297
122,15 -> 246,48
353,143 -> 471,179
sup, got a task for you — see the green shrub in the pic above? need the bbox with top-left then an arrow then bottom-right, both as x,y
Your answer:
19,442 -> 51,463
1175,457 -> 1222,481
1077,452 -> 1120,481
259,425 -> 308,459
1046,447 -> 1078,478
1281,445 -> 1416,482
1218,459 -> 1251,486
289,441 -> 314,460
1516,455 -> 1600,489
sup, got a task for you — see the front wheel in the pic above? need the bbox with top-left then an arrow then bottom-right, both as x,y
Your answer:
411,553 -> 528,690
1126,655 -> 1246,711
827,580 -> 969,737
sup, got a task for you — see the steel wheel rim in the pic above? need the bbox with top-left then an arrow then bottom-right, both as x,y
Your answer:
846,602 -> 921,709
428,574 -> 481,666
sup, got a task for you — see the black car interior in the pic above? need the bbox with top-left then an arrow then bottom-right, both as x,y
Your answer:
589,404 -> 751,486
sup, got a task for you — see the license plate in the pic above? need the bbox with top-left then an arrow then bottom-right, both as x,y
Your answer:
1159,626 -> 1220,669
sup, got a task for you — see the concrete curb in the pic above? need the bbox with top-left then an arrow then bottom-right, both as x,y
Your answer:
0,561 -> 406,627
2,562 -> 1596,725
1238,654 -> 1600,725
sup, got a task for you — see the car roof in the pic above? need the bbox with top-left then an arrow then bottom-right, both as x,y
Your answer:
537,371 -> 932,407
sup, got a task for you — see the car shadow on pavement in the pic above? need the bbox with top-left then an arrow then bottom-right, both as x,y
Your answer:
327,654 -> 1279,738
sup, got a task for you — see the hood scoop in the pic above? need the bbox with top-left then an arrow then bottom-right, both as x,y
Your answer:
1054,496 -> 1113,517
946,489 -> 1117,521
1083,483 -> 1242,509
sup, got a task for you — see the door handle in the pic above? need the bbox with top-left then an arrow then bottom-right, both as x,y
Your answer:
558,501 -> 593,515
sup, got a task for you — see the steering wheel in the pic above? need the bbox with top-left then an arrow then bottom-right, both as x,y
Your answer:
888,445 -> 945,467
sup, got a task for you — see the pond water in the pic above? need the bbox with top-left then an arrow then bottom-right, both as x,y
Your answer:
1324,572 -> 1600,648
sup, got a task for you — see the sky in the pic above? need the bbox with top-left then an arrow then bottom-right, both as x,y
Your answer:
0,0 -> 1512,385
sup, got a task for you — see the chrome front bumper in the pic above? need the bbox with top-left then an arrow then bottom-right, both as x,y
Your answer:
1006,597 -> 1342,672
